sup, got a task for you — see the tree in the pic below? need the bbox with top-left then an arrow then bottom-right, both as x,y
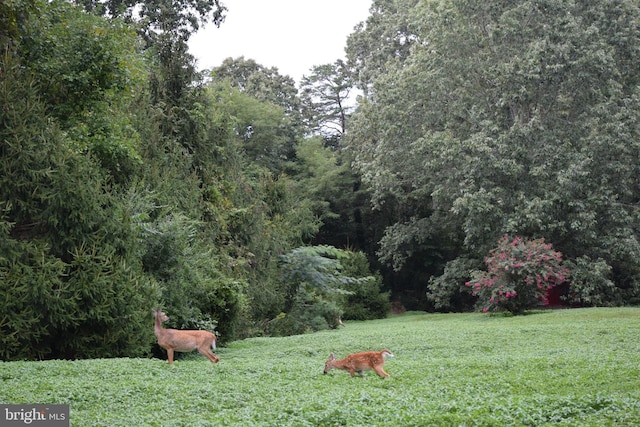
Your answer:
348,0 -> 640,309
271,246 -> 376,335
0,54 -> 157,360
211,57 -> 301,121
75,0 -> 226,44
294,137 -> 370,250
339,250 -> 391,321
345,0 -> 422,98
0,0 -> 42,54
300,60 -> 355,145
19,0 -> 145,183
208,82 -> 295,172
210,57 -> 304,167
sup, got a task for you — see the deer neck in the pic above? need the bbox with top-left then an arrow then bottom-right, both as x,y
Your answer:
333,358 -> 347,369
153,312 -> 164,336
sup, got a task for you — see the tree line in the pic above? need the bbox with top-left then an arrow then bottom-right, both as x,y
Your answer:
1,0 -> 639,360
345,0 -> 640,311
0,0 -> 386,360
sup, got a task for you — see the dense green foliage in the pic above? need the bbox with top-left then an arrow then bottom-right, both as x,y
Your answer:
77,0 -> 226,45
339,250 -> 391,321
269,246 -> 388,335
1,309 -> 639,425
347,0 -> 640,310
2,0 -> 640,360
0,0 -> 387,359
0,53 -> 157,360
19,1 -> 145,182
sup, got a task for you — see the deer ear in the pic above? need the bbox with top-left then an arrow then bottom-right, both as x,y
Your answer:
329,354 -> 335,360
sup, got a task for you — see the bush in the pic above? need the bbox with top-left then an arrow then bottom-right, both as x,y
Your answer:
564,256 -> 617,306
466,235 -> 570,314
340,251 -> 390,320
268,286 -> 342,336
427,257 -> 481,311
271,246 -> 387,335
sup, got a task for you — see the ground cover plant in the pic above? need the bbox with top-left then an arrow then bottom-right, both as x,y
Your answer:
1,308 -> 639,426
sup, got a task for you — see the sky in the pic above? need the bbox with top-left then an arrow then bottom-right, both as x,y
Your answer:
188,0 -> 373,84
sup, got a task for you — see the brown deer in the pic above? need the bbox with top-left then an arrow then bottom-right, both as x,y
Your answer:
152,309 -> 219,364
323,349 -> 393,378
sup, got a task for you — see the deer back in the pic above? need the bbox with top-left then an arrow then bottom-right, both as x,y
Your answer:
153,309 -> 216,351
324,350 -> 392,373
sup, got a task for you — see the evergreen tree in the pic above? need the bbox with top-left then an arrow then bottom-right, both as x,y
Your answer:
0,55 -> 157,360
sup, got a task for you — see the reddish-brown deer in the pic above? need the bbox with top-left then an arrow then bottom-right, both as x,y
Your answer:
323,349 -> 394,378
152,309 -> 219,364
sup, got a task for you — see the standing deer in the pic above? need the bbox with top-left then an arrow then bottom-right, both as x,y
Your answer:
323,349 -> 394,378
152,309 -> 219,364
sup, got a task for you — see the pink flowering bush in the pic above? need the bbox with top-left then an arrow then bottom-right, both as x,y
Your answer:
466,235 -> 570,314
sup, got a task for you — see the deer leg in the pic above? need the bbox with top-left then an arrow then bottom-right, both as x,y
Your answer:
198,347 -> 219,363
373,366 -> 390,378
198,343 -> 219,363
167,348 -> 174,364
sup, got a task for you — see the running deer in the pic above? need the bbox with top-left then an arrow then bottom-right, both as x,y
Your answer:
152,309 -> 219,364
323,349 -> 394,378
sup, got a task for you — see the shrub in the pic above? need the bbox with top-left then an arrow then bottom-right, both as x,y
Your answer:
268,286 -> 342,336
339,251 -> 390,321
466,235 -> 570,314
564,256 -> 617,306
427,257 -> 481,311
272,246 -> 382,335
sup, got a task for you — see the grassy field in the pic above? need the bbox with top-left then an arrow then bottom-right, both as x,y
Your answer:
1,308 -> 639,426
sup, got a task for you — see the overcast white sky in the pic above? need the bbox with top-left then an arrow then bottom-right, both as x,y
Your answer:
188,0 -> 372,83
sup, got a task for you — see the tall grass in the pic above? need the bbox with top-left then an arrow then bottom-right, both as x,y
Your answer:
1,308 -> 639,426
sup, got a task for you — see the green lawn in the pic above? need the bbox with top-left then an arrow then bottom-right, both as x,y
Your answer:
2,308 -> 639,426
